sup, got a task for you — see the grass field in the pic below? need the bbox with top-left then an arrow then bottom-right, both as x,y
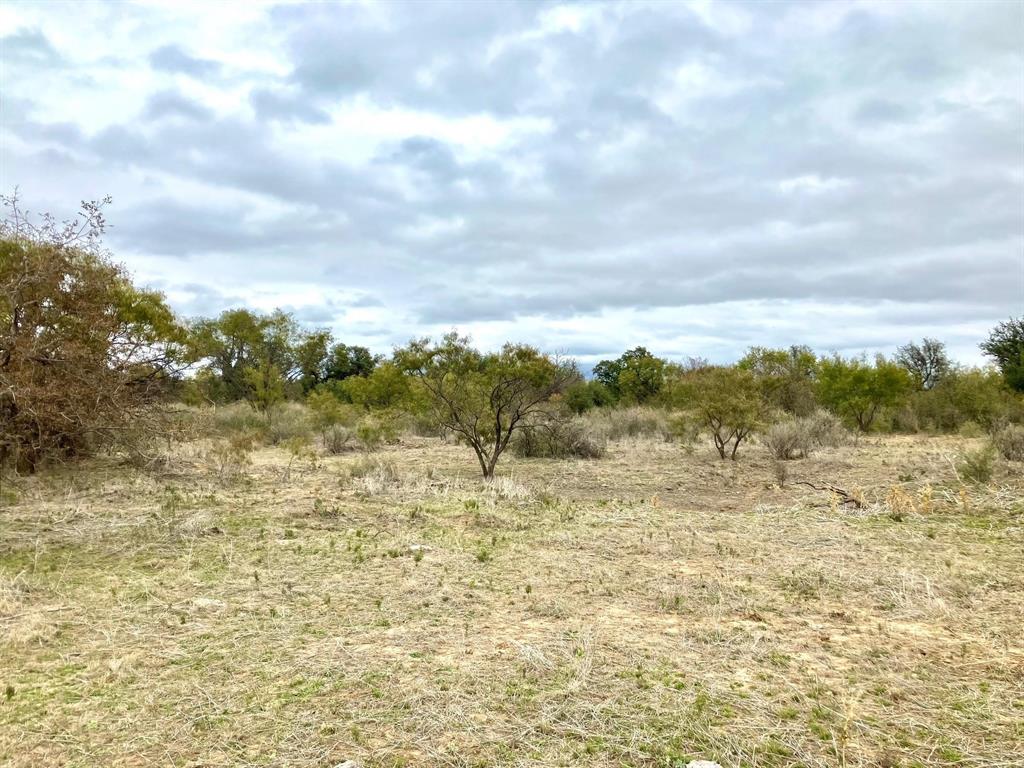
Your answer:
1,433 -> 1022,767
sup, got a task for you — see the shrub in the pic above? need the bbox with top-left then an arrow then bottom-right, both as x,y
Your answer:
958,444 -> 996,484
803,410 -> 849,448
266,402 -> 314,445
817,354 -> 912,431
764,410 -> 849,460
206,433 -> 255,480
210,401 -> 268,437
355,412 -> 401,449
395,333 -> 576,478
0,195 -> 187,472
510,419 -> 606,459
764,420 -> 812,460
992,424 -> 1024,461
322,424 -> 354,454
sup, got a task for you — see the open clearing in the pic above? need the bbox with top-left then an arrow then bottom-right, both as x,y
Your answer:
1,435 -> 1022,767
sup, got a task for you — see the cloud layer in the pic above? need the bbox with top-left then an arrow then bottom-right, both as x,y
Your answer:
2,0 -> 1021,366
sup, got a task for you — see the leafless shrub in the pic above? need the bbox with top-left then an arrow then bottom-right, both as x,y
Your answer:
511,418 -> 606,459
766,410 -> 851,460
764,420 -> 812,460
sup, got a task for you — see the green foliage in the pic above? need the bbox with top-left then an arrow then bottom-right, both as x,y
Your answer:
333,362 -> 414,411
908,367 -> 1019,432
980,318 -> 1024,392
673,366 -> 768,459
242,360 -> 286,415
190,308 -> 306,402
325,343 -> 378,381
738,345 -> 818,416
958,444 -> 996,484
563,380 -> 614,414
395,332 -> 576,477
592,347 -> 666,404
816,355 -> 912,431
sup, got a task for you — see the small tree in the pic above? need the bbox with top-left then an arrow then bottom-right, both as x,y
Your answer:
243,360 -> 286,417
980,318 -> 1024,393
396,333 -> 576,477
817,355 -> 912,431
895,338 -> 950,390
679,366 -> 767,460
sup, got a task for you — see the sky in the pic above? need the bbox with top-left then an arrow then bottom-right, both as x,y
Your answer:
1,0 -> 1022,368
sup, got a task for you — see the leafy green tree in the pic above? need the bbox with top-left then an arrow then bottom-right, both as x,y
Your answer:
190,308 -> 311,401
895,338 -> 950,390
592,347 -> 666,403
674,366 -> 767,460
980,318 -> 1024,392
738,345 -> 818,416
325,343 -> 378,382
395,333 -> 576,477
294,330 -> 331,393
817,355 -> 912,431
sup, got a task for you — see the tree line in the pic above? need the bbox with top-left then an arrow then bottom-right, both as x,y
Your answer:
3,195 -> 1023,475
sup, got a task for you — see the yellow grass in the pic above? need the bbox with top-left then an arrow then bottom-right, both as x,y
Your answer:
1,434 -> 1022,767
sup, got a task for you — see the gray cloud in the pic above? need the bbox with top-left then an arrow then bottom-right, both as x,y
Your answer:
148,44 -> 222,77
1,0 -> 1021,364
0,28 -> 63,68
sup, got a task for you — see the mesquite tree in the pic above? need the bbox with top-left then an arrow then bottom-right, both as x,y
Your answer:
396,333 -> 576,477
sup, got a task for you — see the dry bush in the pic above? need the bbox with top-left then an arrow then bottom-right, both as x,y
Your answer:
483,475 -> 535,502
205,433 -> 255,481
765,410 -> 850,460
581,406 -> 672,442
321,424 -> 354,454
804,409 -> 849,448
992,424 -> 1024,461
348,458 -> 401,494
0,195 -> 186,473
510,418 -> 606,459
209,402 -> 268,437
266,402 -> 314,445
764,420 -> 812,460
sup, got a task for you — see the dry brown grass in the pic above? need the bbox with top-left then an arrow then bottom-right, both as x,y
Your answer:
1,434 -> 1022,767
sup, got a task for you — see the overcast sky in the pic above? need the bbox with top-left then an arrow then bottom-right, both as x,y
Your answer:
1,0 -> 1021,367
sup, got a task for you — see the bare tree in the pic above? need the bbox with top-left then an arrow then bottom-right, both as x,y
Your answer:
895,338 -> 950,390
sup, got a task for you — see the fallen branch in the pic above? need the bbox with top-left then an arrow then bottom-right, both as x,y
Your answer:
793,481 -> 864,509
